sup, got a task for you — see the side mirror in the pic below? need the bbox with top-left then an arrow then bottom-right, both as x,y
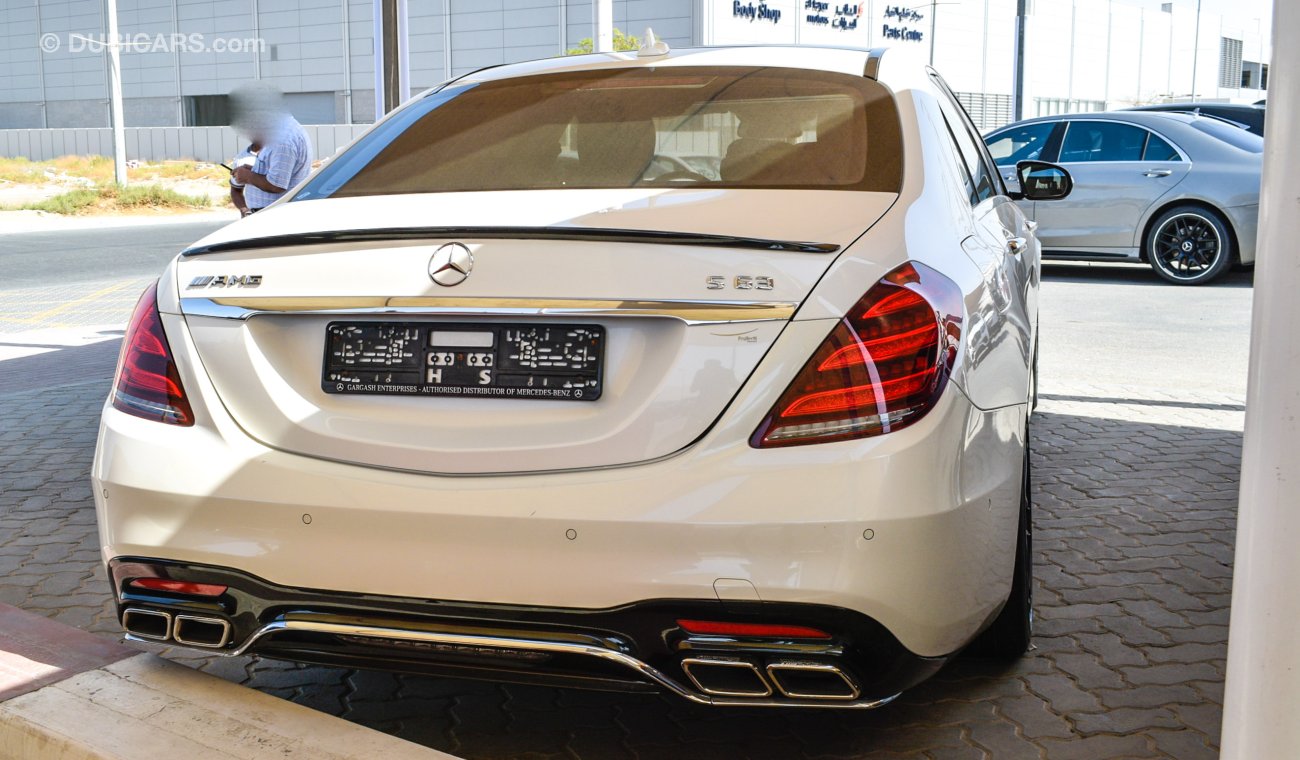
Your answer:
1010,160 -> 1073,201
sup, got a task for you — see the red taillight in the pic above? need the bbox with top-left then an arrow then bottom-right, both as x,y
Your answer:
112,281 -> 194,426
751,261 -> 963,448
128,578 -> 227,597
676,619 -> 832,639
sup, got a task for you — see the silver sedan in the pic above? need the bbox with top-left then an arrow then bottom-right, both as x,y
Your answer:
985,112 -> 1261,284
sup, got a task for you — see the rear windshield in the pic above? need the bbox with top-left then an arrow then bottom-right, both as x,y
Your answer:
1187,117 -> 1263,154
294,66 -> 903,199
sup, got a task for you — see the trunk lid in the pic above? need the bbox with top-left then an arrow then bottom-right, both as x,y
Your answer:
176,189 -> 893,474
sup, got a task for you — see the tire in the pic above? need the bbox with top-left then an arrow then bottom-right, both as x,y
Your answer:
967,435 -> 1033,658
1145,205 -> 1234,285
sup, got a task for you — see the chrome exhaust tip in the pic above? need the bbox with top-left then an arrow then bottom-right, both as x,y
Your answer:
122,608 -> 172,641
680,657 -> 773,698
766,661 -> 861,701
172,615 -> 232,648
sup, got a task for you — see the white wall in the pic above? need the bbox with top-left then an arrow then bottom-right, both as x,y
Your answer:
0,123 -> 366,163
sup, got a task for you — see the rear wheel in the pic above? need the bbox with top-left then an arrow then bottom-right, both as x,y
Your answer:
968,435 -> 1033,658
1146,206 -> 1234,285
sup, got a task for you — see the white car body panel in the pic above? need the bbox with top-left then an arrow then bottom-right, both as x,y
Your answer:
94,45 -> 1044,701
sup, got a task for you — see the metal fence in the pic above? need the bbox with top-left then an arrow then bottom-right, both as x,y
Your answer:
0,125 -> 369,164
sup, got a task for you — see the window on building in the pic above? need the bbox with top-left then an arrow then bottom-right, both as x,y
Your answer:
1058,121 -> 1147,163
183,95 -> 231,127
953,92 -> 1014,132
1034,98 -> 1105,118
1261,64 -> 1269,90
1240,61 -> 1265,90
986,122 -> 1057,167
1219,38 -> 1243,89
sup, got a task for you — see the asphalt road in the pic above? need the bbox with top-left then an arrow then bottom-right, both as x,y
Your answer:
0,221 -> 227,289
1039,262 -> 1253,399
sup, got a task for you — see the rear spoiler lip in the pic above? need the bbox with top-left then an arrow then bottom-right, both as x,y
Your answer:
180,226 -> 841,256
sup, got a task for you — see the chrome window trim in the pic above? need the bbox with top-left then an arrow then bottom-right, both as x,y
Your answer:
1055,118 -> 1191,164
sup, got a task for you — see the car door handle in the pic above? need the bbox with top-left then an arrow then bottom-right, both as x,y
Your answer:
1006,236 -> 1028,255
1024,220 -> 1038,233
1142,169 -> 1173,177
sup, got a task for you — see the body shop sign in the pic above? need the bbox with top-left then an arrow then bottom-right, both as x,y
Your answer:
706,0 -> 890,46
733,1 -> 783,23
710,0 -> 795,43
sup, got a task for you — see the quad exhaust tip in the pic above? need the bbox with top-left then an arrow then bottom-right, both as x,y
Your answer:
122,608 -> 171,641
681,657 -> 862,701
173,614 -> 233,648
122,608 -> 231,648
766,661 -> 861,701
680,657 -> 773,698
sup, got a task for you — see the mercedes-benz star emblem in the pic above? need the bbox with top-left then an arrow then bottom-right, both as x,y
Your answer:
429,243 -> 473,286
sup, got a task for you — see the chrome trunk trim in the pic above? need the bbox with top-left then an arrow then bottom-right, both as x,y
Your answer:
178,296 -> 799,325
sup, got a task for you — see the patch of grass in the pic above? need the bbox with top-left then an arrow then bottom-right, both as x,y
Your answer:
7,183 -> 210,215
17,188 -> 100,214
49,155 -> 114,183
134,161 -> 226,181
0,155 -> 227,186
104,183 -> 211,210
0,156 -> 43,183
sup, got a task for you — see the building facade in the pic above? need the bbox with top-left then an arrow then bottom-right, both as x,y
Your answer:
0,0 -> 1271,136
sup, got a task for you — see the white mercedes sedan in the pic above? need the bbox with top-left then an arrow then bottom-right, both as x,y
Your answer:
94,43 -> 1072,708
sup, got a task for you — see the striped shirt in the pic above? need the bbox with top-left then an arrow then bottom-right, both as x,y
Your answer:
244,117 -> 313,210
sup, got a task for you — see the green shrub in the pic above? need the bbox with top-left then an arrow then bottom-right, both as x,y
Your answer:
7,183 -> 210,215
18,188 -> 100,214
566,28 -> 639,55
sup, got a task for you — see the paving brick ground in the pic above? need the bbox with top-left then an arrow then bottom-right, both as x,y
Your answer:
0,352 -> 1243,758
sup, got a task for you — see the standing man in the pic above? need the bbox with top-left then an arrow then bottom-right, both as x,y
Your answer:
229,82 -> 313,215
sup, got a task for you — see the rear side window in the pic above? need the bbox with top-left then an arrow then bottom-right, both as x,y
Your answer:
295,66 -> 903,199
986,122 -> 1056,167
1058,122 -> 1148,162
1143,133 -> 1180,161
928,71 -> 998,204
1187,118 -> 1264,154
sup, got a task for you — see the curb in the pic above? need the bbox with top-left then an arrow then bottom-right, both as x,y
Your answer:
0,210 -> 239,234
0,604 -> 456,759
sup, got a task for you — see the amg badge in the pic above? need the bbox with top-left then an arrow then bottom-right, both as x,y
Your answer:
187,275 -> 263,288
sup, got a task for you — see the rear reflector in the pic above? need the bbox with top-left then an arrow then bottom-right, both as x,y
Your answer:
112,281 -> 194,426
751,261 -> 963,448
129,578 -> 227,597
676,619 -> 832,639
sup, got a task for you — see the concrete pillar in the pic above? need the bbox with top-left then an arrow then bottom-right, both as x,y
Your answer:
1219,0 -> 1300,756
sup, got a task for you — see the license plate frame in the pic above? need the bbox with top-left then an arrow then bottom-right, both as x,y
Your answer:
322,321 -> 605,401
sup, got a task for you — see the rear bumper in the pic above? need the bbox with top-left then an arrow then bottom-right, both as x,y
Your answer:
1225,203 -> 1259,264
109,557 -> 945,707
93,373 -> 1026,663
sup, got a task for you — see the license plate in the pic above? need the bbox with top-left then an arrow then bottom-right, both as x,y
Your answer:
322,322 -> 604,401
